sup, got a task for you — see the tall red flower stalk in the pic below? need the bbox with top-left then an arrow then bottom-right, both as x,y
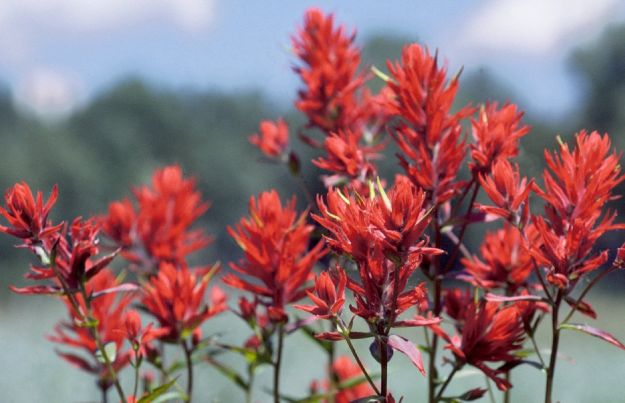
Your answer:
528,131 -> 625,402
312,177 -> 442,398
225,190 -> 326,403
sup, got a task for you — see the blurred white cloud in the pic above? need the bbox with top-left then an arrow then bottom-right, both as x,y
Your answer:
0,0 -> 217,115
459,0 -> 619,54
14,69 -> 85,117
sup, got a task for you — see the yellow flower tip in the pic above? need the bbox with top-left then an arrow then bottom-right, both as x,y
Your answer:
377,177 -> 392,211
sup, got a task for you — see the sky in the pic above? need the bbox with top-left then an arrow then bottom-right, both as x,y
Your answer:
1,0 -> 624,118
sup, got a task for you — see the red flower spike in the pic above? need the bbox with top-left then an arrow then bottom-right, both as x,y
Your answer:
461,225 -> 533,292
249,118 -> 289,158
102,165 -> 212,269
478,159 -> 533,226
292,9 -> 368,134
224,190 -> 326,321
294,266 -> 347,319
385,44 -> 475,205
470,102 -> 530,172
0,182 -> 62,243
48,269 -> 134,390
314,176 -> 440,264
440,301 -> 525,391
142,263 -> 227,342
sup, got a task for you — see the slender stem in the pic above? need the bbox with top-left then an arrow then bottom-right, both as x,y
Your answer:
337,319 -> 381,395
561,267 -> 615,325
485,375 -> 496,403
245,365 -> 255,403
328,338 -> 337,403
428,208 -> 443,403
504,372 -> 511,403
379,334 -> 388,398
273,324 -> 285,403
529,331 -> 546,368
100,386 -> 108,403
132,359 -> 140,400
79,284 -> 127,403
182,340 -> 194,402
434,365 -> 459,401
441,182 -> 480,274
544,290 -> 563,403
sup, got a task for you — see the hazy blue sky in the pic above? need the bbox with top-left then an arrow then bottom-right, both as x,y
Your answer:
1,0 -> 623,117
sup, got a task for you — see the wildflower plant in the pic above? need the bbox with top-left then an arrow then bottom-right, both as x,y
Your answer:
1,7 -> 625,403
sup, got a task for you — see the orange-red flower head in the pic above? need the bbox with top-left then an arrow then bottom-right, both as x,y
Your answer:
470,102 -> 530,172
249,118 -> 290,158
225,190 -> 326,322
142,263 -> 226,342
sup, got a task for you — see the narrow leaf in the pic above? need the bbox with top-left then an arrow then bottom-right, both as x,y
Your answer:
388,334 -> 425,375
559,323 -> 625,351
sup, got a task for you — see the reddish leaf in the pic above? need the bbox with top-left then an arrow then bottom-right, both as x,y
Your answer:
485,293 -> 544,303
388,334 -> 425,375
560,323 -> 625,351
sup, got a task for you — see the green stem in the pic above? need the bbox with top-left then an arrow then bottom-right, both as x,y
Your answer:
337,319 -> 380,395
273,324 -> 285,403
434,365 -> 459,401
544,290 -> 563,403
182,340 -> 194,402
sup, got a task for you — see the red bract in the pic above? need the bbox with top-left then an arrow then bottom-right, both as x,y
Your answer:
102,165 -> 212,268
478,159 -> 533,226
119,310 -> 168,358
294,266 -> 347,319
310,356 -> 375,403
249,118 -> 289,158
10,218 -> 117,295
292,8 -> 367,134
439,301 -> 525,391
224,190 -> 326,322
313,130 -> 381,186
385,44 -> 474,205
461,225 -> 533,292
48,269 -> 133,390
530,132 -> 624,288
314,176 -> 439,264
470,102 -> 530,172
142,263 -> 227,342
0,182 -> 62,243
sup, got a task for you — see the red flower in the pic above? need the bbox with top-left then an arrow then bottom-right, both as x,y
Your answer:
224,190 -> 326,322
478,159 -> 533,226
310,356 -> 375,403
0,182 -> 62,243
10,218 -> 117,296
461,225 -> 533,292
142,263 -> 227,342
295,266 -> 347,319
443,288 -> 473,327
102,165 -> 212,269
439,301 -> 525,391
48,269 -> 134,390
119,310 -> 168,358
385,44 -> 474,205
313,130 -> 382,186
470,102 -> 530,172
249,118 -> 289,158
315,176 -> 439,263
530,132 -> 625,287
292,8 -> 367,134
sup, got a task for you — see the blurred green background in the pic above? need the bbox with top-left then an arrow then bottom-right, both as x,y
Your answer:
1,2 -> 625,402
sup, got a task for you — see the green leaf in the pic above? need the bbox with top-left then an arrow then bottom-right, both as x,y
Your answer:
138,378 -> 180,403
95,342 -> 117,364
205,356 -> 249,391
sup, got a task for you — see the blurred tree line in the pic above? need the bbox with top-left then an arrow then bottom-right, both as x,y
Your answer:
1,25 -> 624,289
